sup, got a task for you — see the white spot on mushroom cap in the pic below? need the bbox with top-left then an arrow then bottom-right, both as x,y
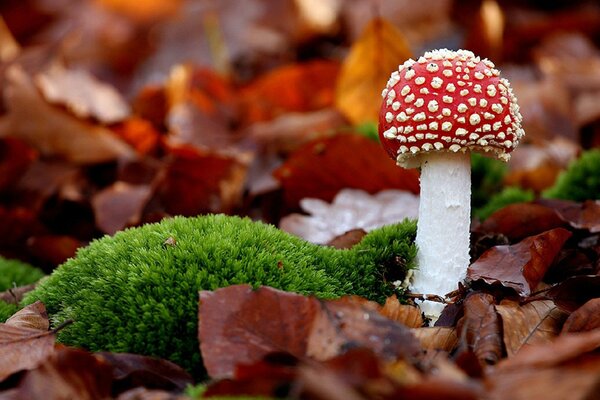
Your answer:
469,114 -> 481,125
414,98 -> 425,107
415,76 -> 426,85
443,96 -> 453,103
457,103 -> 468,113
428,100 -> 439,112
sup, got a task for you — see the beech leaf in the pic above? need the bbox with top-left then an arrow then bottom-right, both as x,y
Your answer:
198,285 -> 420,379
495,299 -> 568,357
411,327 -> 458,352
335,17 -> 412,124
560,298 -> 600,333
379,295 -> 423,328
5,301 -> 49,331
468,228 -> 572,296
546,275 -> 600,312
91,182 -> 153,234
0,302 -> 54,381
538,198 -> 600,233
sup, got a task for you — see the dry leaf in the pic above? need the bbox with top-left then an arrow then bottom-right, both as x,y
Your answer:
379,295 -> 423,328
280,188 -> 419,244
468,228 -> 572,297
5,301 -> 49,331
335,17 -> 412,124
561,298 -> 600,333
35,62 -> 131,124
0,302 -> 54,381
91,181 -> 153,234
0,137 -> 37,192
546,275 -> 600,312
495,299 -> 568,357
198,285 -> 420,379
538,198 -> 600,233
274,134 -> 420,208
0,65 -> 134,164
411,327 -> 458,352
456,293 -> 503,366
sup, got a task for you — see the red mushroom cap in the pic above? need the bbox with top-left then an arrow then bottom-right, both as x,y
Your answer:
378,49 -> 524,167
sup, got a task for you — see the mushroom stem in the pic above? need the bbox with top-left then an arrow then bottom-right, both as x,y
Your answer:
411,151 -> 471,323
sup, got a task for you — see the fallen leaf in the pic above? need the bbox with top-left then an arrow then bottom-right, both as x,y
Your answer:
0,303 -> 55,381
456,293 -> 503,366
97,0 -> 182,23
411,327 -> 458,352
26,235 -> 81,267
474,203 -> 566,242
91,181 -> 153,234
335,17 -> 412,124
0,65 -> 134,164
538,198 -> 600,233
280,188 -> 419,244
240,60 -> 340,125
14,347 -> 113,399
496,329 -> 600,371
561,298 -> 600,333
326,229 -> 367,249
468,228 -> 572,296
5,301 -> 48,331
546,275 -> 600,312
379,295 -> 423,328
95,352 -> 193,393
117,387 -> 190,400
198,285 -> 420,379
495,299 -> 568,357
0,137 -> 37,192
34,62 -> 131,124
274,134 -> 420,208
111,117 -> 161,155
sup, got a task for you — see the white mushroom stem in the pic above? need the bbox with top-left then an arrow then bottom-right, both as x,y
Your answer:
411,151 -> 471,323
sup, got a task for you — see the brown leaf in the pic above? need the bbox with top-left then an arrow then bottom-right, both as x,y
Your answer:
274,134 -> 420,208
379,295 -> 423,328
0,137 -> 37,192
411,327 -> 458,352
561,298 -> 600,333
111,117 -> 161,155
34,62 -> 131,124
495,299 -> 568,357
240,60 -> 340,125
546,275 -> 600,312
26,235 -> 81,267
0,65 -> 134,164
95,352 -> 193,393
456,293 -> 503,366
538,198 -> 600,233
0,303 -> 55,381
117,387 -> 190,400
326,229 -> 367,250
468,228 -> 572,297
335,17 -> 412,124
198,285 -> 420,379
474,203 -> 566,242
14,347 -> 113,399
5,301 -> 48,331
91,182 -> 153,234
496,329 -> 600,371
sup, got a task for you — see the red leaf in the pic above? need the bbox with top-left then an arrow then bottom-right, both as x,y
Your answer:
27,235 -> 81,266
474,203 -> 566,242
274,134 -> 420,208
468,228 -> 572,296
198,285 -> 419,379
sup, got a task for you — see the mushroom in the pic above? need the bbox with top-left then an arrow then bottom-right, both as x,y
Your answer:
378,49 -> 524,322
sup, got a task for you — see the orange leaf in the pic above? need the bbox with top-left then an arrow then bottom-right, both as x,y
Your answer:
335,17 -> 412,124
239,60 -> 340,125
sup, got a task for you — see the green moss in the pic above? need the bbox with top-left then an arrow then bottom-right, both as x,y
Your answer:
0,257 -> 45,292
474,186 -> 535,221
0,300 -> 18,322
543,149 -> 600,201
24,215 -> 416,375
471,153 -> 508,211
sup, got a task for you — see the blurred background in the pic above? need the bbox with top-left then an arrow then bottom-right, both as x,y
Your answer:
1,0 -> 600,270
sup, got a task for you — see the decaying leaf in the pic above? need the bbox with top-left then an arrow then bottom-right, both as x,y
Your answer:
538,198 -> 600,233
468,228 -> 572,296
91,181 -> 153,234
5,301 -> 48,331
411,327 -> 458,352
335,17 -> 412,124
198,285 -> 420,379
561,298 -> 600,333
546,275 -> 600,312
456,293 -> 503,366
495,299 -> 568,357
0,302 -> 54,381
280,188 -> 419,244
379,295 -> 423,328
0,65 -> 134,164
274,134 -> 420,208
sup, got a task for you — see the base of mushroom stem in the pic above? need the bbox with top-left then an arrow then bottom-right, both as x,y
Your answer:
415,297 -> 447,325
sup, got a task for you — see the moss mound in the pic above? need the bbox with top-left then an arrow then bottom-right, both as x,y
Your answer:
25,215 -> 417,374
0,300 -> 18,323
0,257 -> 45,292
544,149 -> 600,201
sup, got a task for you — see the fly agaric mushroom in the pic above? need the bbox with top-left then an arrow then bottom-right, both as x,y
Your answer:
378,49 -> 524,321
